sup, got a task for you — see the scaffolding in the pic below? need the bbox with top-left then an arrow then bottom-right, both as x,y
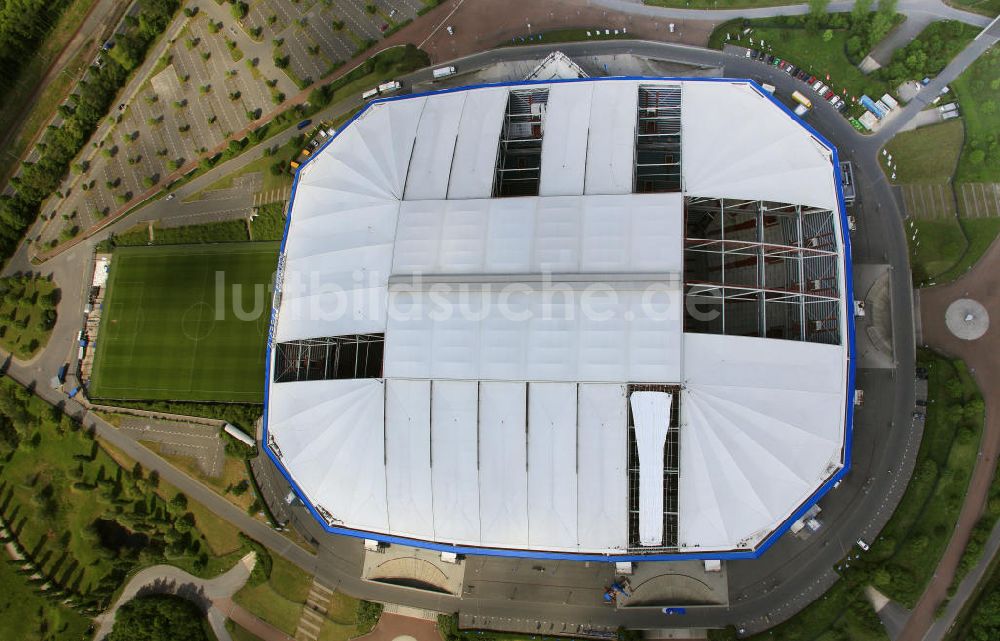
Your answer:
493,88 -> 548,197
684,197 -> 841,345
627,384 -> 680,552
635,84 -> 682,193
273,334 -> 384,383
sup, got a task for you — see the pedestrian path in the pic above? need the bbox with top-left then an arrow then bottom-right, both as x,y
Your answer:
295,578 -> 335,641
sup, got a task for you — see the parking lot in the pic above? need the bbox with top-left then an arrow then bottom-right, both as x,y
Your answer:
39,0 -> 426,249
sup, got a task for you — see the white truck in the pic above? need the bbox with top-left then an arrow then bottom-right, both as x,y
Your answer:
378,80 -> 402,94
361,87 -> 379,101
432,66 -> 456,79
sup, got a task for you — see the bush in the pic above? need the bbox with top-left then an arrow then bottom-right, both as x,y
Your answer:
358,600 -> 383,629
230,1 -> 248,20
107,594 -> 208,641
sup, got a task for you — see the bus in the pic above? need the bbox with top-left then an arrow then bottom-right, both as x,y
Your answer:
791,90 -> 812,109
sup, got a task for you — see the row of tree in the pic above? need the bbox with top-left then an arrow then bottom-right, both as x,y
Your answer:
0,0 -> 73,89
0,0 -> 180,265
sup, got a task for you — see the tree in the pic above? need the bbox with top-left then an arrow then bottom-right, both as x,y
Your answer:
809,0 -> 830,19
231,1 -> 248,20
106,594 -> 208,641
822,29 -> 834,42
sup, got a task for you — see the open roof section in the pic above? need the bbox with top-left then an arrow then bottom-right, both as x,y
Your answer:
265,76 -> 854,561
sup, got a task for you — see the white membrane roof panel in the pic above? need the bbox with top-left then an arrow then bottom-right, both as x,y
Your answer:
268,378 -> 388,532
448,87 -> 509,199
577,384 -> 629,551
384,379 -> 434,540
404,91 -> 466,200
392,194 -> 684,276
585,80 -> 638,194
431,381 -> 481,544
382,282 -> 683,383
478,382 -> 530,547
682,82 -> 838,211
528,383 -> 579,549
678,333 -> 847,551
539,82 -> 593,196
631,391 -> 672,546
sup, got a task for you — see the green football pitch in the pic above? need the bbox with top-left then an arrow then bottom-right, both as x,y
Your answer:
89,243 -> 279,402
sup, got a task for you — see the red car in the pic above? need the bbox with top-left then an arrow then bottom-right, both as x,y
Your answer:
807,75 -> 817,85
778,60 -> 787,70
823,89 -> 835,100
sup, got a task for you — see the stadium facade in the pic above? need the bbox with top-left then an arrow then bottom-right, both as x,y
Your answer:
263,77 -> 856,561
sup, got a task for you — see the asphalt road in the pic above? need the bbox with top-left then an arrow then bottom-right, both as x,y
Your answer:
2,12 -> 998,637
592,0 -> 994,26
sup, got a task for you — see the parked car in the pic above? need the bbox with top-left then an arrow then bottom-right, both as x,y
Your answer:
807,75 -> 817,85
772,57 -> 781,66
812,80 -> 825,93
857,539 -> 870,552
751,49 -> 761,60
823,89 -> 835,100
778,60 -> 787,70
786,64 -> 796,75
796,70 -> 809,81
836,100 -> 848,113
765,54 -> 775,64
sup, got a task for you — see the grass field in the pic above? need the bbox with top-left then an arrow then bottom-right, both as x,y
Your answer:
89,243 -> 278,402
952,43 -> 1000,182
886,120 -> 965,184
946,0 -> 1000,17
234,554 -> 313,635
0,548 -> 91,641
710,21 -> 888,99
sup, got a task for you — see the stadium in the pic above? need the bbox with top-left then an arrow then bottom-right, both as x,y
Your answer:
263,77 -> 855,561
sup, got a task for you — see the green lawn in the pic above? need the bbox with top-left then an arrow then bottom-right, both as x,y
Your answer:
0,274 -> 58,359
866,354 -> 984,607
0,549 -> 91,641
952,43 -> 1000,182
0,375 -> 248,616
233,554 -> 312,636
250,203 -> 287,241
89,243 -> 278,402
710,20 -> 888,100
885,120 -> 964,184
909,217 -> 1000,284
946,0 -> 1000,17
227,620 -> 265,641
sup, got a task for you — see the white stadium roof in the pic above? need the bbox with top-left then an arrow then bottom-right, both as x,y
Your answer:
266,78 -> 852,557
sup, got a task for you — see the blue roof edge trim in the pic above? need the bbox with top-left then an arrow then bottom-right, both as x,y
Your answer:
261,76 -> 856,563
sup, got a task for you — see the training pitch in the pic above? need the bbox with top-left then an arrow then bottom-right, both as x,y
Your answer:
89,243 -> 279,402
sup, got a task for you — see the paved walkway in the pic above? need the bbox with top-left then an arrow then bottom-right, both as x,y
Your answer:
898,233 -> 1000,640
94,552 -> 257,641
294,578 -> 335,641
215,597 -> 297,641
354,613 -> 442,641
